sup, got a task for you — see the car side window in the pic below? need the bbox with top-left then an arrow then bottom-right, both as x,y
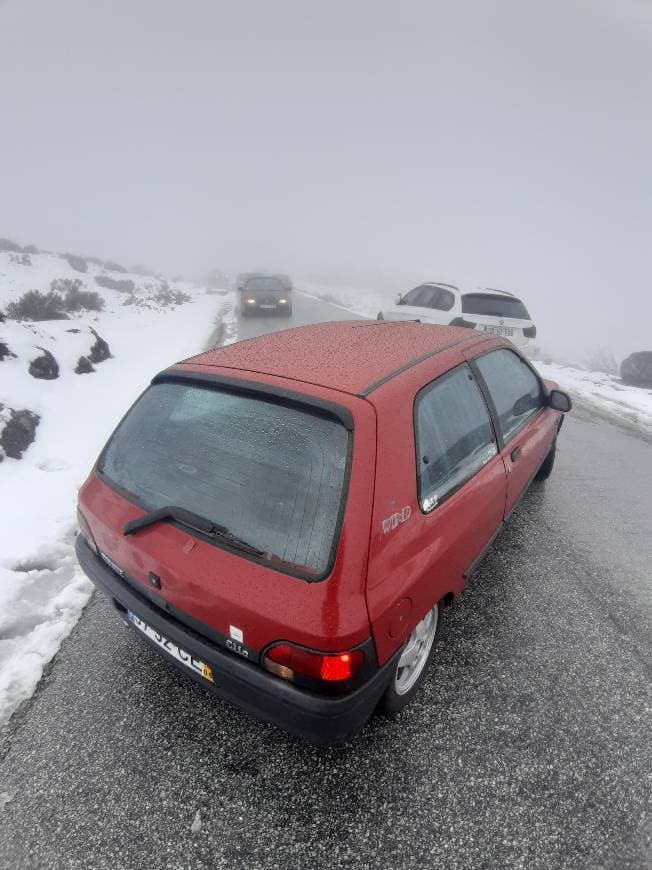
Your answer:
400,285 -> 429,306
430,288 -> 455,311
474,349 -> 544,443
415,364 -> 497,512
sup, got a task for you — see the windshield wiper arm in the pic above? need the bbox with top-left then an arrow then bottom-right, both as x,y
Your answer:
123,506 -> 266,556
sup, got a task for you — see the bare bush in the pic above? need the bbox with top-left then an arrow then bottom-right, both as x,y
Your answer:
584,348 -> 618,376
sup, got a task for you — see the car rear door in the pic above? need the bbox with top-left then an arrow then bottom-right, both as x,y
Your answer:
467,346 -> 557,516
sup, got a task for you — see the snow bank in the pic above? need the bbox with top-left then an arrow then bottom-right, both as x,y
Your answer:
533,360 -> 652,435
0,247 -> 236,726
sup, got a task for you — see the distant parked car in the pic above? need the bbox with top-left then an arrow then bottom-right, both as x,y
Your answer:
76,321 -> 571,743
377,284 -> 537,349
240,275 -> 292,316
620,351 -> 652,388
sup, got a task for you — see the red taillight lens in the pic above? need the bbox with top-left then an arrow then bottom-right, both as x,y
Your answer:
77,507 -> 98,554
523,325 -> 537,338
263,642 -> 365,688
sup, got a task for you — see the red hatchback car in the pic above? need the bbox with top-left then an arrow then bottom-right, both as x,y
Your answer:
76,322 -> 571,742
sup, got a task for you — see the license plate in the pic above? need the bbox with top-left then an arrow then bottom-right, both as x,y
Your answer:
259,304 -> 276,309
483,325 -> 514,336
128,611 -> 214,683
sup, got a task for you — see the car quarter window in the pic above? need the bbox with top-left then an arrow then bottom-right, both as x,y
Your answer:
415,364 -> 497,513
473,349 -> 544,443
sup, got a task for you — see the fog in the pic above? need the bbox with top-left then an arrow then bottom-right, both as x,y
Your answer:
1,0 -> 651,359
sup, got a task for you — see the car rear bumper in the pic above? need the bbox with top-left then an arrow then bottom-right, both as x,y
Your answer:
75,535 -> 394,744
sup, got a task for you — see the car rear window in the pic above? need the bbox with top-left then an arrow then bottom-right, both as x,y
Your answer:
462,294 -> 530,319
245,277 -> 285,293
98,382 -> 350,578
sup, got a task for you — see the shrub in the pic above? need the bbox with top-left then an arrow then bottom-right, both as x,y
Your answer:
95,275 -> 135,293
64,253 -> 88,273
6,290 -> 68,321
585,348 -> 618,376
61,282 -> 104,313
9,253 -> 32,266
0,238 -> 23,253
154,287 -> 191,306
102,260 -> 127,273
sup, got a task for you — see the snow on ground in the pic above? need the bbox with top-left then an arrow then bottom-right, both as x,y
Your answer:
298,280 -> 389,320
0,247 -> 236,727
299,281 -> 652,435
534,360 -> 652,435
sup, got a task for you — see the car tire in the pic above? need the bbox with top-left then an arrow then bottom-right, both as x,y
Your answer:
535,439 -> 556,481
378,602 -> 441,716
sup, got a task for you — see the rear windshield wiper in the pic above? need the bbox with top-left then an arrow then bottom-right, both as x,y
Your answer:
123,506 -> 266,557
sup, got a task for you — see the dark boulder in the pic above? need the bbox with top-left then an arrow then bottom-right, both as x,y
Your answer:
0,405 -> 40,460
29,347 -> 60,380
75,355 -> 95,374
0,340 -> 16,361
88,328 -> 111,364
620,352 -> 652,388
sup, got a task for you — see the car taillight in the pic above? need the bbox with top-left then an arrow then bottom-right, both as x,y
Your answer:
77,507 -> 98,555
448,317 -> 476,329
523,325 -> 537,338
263,642 -> 365,693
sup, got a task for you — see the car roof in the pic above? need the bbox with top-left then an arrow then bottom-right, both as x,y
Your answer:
420,281 -> 459,291
466,287 -> 517,298
177,321 -> 486,397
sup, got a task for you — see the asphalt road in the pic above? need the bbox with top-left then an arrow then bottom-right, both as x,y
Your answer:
1,293 -> 650,870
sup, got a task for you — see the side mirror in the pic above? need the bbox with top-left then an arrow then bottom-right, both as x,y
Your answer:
549,389 -> 572,412
395,292 -> 403,305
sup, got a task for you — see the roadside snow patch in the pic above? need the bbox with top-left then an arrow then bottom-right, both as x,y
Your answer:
533,361 -> 652,435
0,266 -> 235,727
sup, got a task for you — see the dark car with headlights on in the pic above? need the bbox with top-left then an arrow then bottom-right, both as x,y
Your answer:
241,275 -> 292,316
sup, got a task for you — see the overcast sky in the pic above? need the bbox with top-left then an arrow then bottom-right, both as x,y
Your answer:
1,0 -> 650,358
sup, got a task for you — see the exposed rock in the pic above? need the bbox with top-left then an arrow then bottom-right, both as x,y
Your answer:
620,352 -> 652,388
0,405 -> 40,460
75,355 -> 95,374
66,328 -> 81,334
29,347 -> 60,380
88,328 -> 111,364
0,340 -> 16,361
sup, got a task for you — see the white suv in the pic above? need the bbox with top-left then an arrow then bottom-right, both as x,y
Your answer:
377,283 -> 536,349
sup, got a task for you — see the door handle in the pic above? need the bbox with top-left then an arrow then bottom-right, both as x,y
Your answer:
511,446 -> 522,461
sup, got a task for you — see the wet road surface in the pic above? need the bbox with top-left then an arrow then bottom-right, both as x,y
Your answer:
0,294 -> 650,869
